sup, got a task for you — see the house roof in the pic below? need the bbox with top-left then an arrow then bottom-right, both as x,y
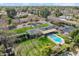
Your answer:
27,29 -> 41,35
40,29 -> 57,34
40,26 -> 57,34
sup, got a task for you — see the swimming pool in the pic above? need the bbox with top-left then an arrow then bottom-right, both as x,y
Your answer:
48,34 -> 64,44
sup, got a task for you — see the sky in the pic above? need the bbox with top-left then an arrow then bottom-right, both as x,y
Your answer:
0,3 -> 79,6
0,0 -> 79,3
0,0 -> 79,6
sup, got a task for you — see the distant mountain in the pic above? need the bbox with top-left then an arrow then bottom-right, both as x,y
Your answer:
0,3 -> 79,6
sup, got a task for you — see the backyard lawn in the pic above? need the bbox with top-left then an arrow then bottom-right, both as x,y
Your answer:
9,27 -> 33,34
14,37 -> 56,56
7,23 -> 70,56
35,23 -> 49,28
8,23 -> 49,34
57,33 -> 71,44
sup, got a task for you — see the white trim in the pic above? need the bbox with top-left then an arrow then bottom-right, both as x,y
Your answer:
48,34 -> 65,45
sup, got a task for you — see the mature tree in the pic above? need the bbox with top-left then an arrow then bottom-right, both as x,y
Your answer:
70,29 -> 79,39
70,29 -> 79,43
54,9 -> 63,17
40,8 -> 50,18
0,31 -> 17,56
74,34 -> 79,43
6,8 -> 17,19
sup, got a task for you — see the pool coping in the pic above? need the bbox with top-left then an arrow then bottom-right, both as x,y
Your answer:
48,34 -> 65,45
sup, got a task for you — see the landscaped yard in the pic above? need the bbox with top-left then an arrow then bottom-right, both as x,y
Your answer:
9,27 -> 33,34
8,23 -> 49,34
7,23 -> 70,56
36,23 -> 49,28
57,33 -> 71,44
14,37 -> 56,56
0,45 -> 4,56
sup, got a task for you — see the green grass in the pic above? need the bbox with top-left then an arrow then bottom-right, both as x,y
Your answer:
57,33 -> 71,44
60,44 -> 70,51
0,45 -> 4,56
14,32 -> 69,56
15,37 -> 56,56
37,23 -> 49,27
8,23 -> 49,34
9,27 -> 33,34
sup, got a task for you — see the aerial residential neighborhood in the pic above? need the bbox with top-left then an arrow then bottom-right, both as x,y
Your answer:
0,4 -> 79,56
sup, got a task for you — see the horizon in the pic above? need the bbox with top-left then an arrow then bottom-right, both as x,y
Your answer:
0,3 -> 79,6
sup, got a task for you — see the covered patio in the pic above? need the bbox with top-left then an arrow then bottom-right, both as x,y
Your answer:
40,29 -> 57,35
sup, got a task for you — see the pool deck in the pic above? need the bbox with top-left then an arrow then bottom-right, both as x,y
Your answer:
40,28 -> 57,35
48,34 -> 65,45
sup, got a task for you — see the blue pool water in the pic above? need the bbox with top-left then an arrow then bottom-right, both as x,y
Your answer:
48,34 -> 62,43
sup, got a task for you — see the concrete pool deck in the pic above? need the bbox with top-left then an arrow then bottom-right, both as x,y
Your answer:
48,34 -> 65,45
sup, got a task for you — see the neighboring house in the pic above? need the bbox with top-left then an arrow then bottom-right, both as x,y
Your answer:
0,19 -> 8,24
0,10 -> 7,15
16,12 -> 28,17
72,9 -> 79,15
58,25 -> 74,34
37,20 -> 47,24
13,14 -> 46,24
8,25 -> 16,30
12,18 -> 31,24
47,16 -> 65,22
59,15 -> 73,20
60,9 -> 73,15
0,19 -> 8,30
16,23 -> 31,29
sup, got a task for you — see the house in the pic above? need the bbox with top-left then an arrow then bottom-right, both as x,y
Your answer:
26,29 -> 42,39
59,15 -> 73,20
40,26 -> 57,35
0,10 -> 7,15
16,23 -> 31,29
47,16 -> 65,23
26,26 -> 58,39
58,25 -> 74,34
60,9 -> 73,15
12,18 -> 31,24
0,19 -> 8,30
8,25 -> 16,30
16,12 -> 28,17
